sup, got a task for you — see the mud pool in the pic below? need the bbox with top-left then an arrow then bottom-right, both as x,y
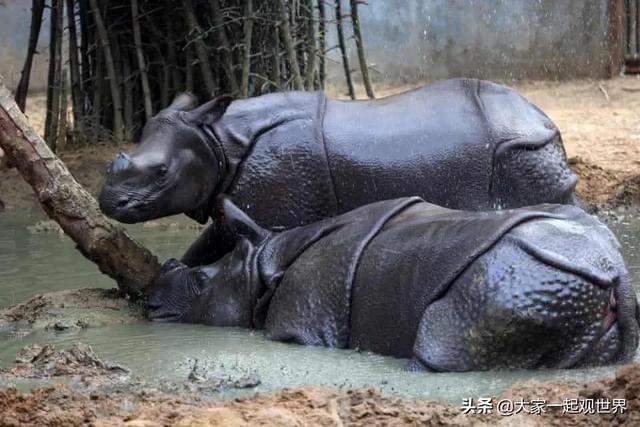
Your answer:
0,209 -> 639,402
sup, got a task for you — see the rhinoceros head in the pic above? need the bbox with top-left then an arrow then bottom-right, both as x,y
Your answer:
147,199 -> 269,325
99,94 -> 233,224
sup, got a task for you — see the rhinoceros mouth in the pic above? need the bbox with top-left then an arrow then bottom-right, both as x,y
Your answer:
148,311 -> 180,322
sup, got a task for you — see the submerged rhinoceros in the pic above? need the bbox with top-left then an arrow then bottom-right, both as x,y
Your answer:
147,197 -> 638,372
99,79 -> 577,265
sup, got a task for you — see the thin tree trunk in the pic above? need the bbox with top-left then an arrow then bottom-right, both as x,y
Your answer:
131,0 -> 153,120
15,0 -> 45,112
209,0 -> 241,96
185,45 -> 194,93
92,45 -> 104,129
0,79 -> 160,296
121,51 -> 134,138
335,0 -> 355,99
66,0 -> 84,142
317,0 -> 326,88
304,0 -> 318,89
349,0 -> 374,98
56,69 -> 68,150
275,0 -> 304,90
183,0 -> 217,96
161,58 -> 171,107
44,0 -> 64,151
78,0 -> 92,117
89,0 -> 125,142
271,25 -> 282,90
240,0 -> 254,98
165,4 -> 181,93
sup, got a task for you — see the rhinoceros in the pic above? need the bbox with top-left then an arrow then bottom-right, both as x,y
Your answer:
99,79 -> 577,265
147,197 -> 638,372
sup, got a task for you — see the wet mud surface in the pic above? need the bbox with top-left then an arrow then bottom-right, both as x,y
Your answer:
1,346 -> 639,426
0,288 -> 144,332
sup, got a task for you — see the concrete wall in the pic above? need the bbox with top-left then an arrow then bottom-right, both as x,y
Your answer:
326,0 -> 616,82
0,0 -> 50,91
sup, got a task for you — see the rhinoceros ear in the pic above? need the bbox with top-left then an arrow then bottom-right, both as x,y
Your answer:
168,93 -> 198,111
222,198 -> 270,245
186,95 -> 233,124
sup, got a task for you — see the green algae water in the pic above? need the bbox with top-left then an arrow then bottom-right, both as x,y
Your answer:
0,209 -> 639,402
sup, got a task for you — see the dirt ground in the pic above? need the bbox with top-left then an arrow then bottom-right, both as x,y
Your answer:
1,356 -> 639,426
1,77 -> 639,211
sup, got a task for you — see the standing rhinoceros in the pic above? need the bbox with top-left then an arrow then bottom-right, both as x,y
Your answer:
99,79 -> 578,264
147,197 -> 638,372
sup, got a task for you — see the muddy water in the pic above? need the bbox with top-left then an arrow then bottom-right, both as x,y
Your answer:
0,210 -> 639,402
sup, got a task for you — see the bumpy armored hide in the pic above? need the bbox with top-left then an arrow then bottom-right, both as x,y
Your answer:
148,198 -> 638,370
100,80 -> 578,267
192,80 -> 576,265
211,80 -> 575,230
254,198 -> 634,369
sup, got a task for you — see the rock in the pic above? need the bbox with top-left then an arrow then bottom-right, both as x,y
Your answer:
0,288 -> 145,330
1,343 -> 129,379
26,220 -> 64,234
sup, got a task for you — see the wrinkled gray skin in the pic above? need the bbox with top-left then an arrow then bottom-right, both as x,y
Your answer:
147,197 -> 639,372
99,79 -> 578,266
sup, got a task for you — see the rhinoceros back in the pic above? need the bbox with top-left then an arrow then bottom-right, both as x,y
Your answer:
323,78 -> 562,212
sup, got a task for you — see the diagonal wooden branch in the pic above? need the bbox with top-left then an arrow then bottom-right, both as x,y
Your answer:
0,79 -> 160,298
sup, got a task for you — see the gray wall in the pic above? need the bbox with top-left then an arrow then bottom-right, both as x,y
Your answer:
326,0 -> 616,82
0,0 -> 617,93
0,0 -> 50,91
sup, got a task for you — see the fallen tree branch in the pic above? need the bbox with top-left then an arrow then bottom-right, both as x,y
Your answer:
0,78 -> 160,298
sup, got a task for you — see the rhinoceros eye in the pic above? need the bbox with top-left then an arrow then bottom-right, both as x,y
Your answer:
156,164 -> 168,177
